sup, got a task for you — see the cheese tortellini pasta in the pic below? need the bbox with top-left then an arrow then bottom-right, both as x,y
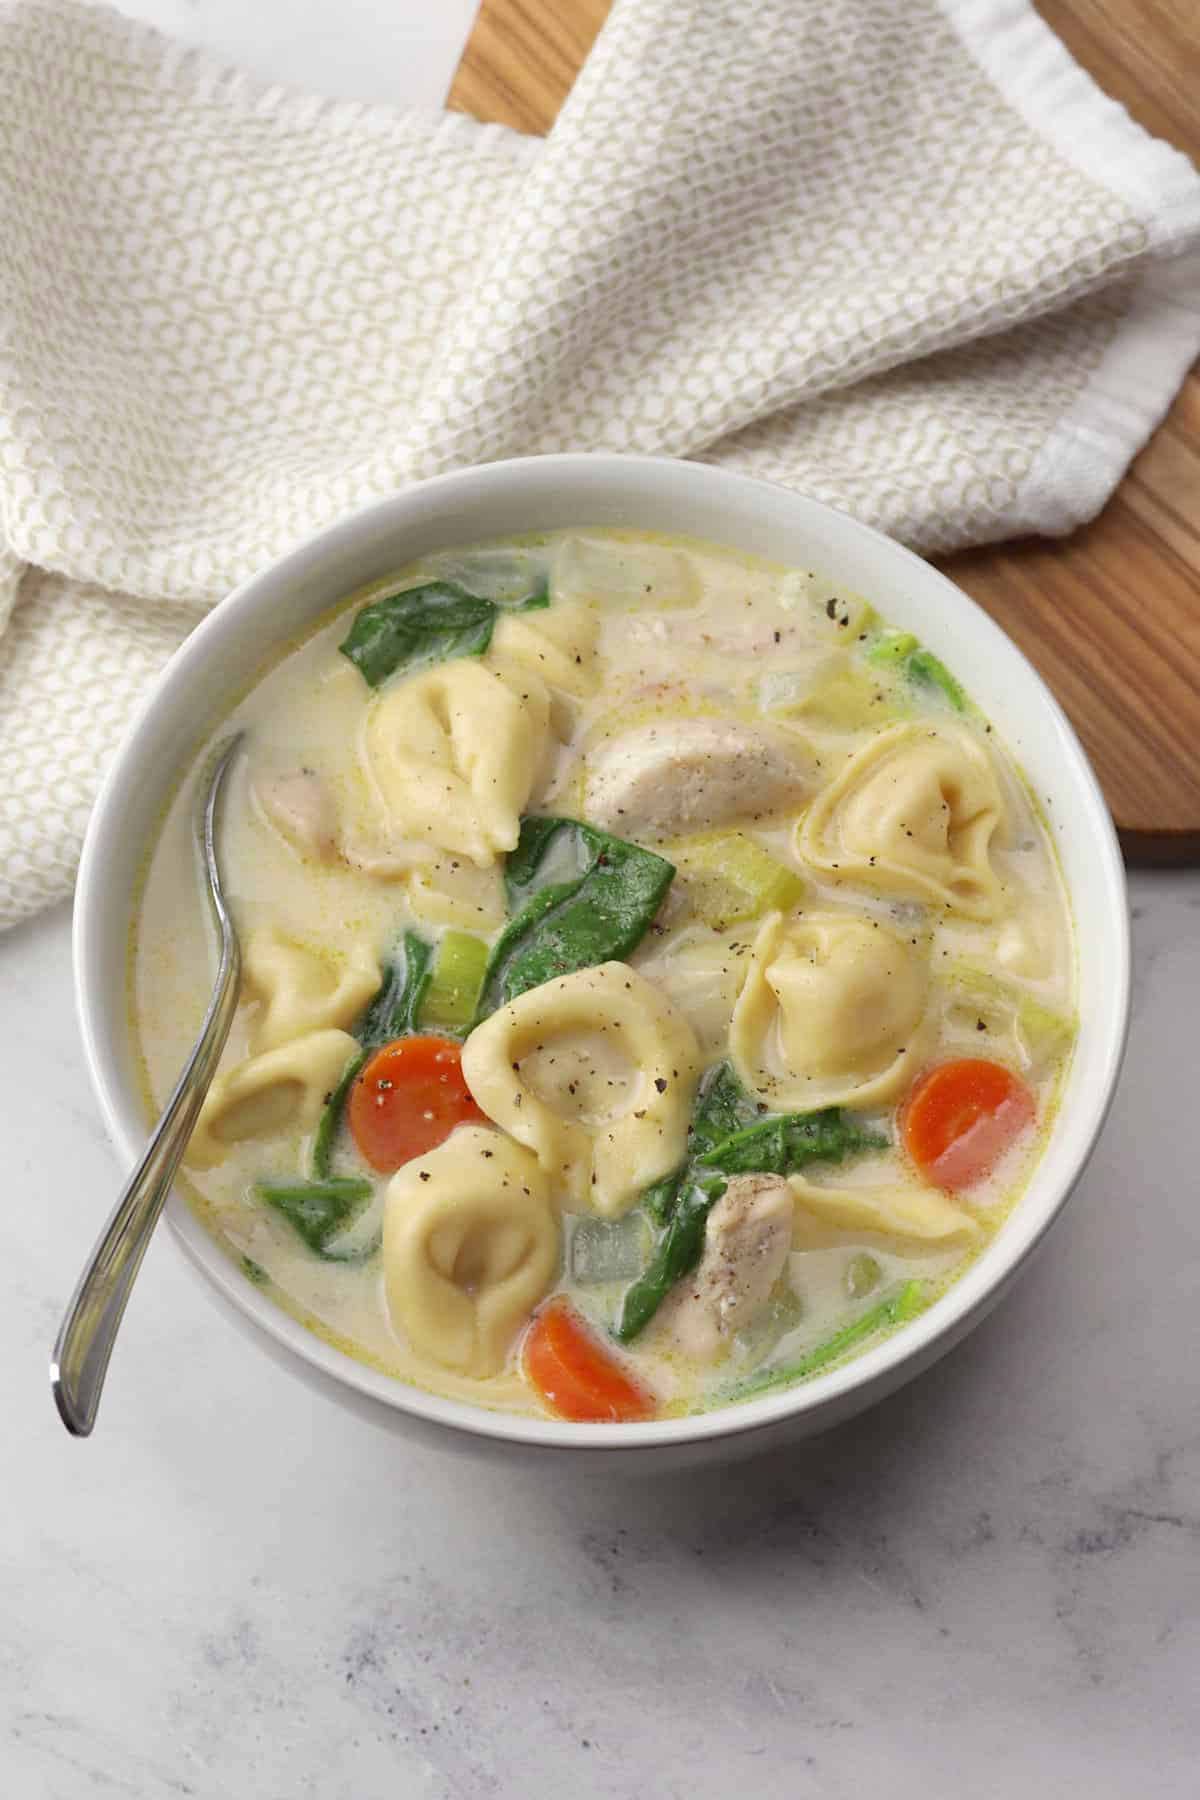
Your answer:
383,1127 -> 560,1378
188,1029 -> 359,1171
730,910 -> 930,1110
789,1171 -> 978,1245
365,659 -> 551,865
243,926 -> 379,1053
796,722 -> 1009,920
461,963 -> 702,1218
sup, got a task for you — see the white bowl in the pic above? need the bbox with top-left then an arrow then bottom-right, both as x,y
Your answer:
74,454 -> 1129,1468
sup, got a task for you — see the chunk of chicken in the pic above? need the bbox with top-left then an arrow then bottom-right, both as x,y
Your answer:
585,720 -> 808,840
664,1173 -> 794,1363
252,767 -> 338,862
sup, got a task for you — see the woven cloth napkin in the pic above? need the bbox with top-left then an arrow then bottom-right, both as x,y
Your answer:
1,0 -> 1198,932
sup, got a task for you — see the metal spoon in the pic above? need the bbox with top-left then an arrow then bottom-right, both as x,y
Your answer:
51,733 -> 244,1437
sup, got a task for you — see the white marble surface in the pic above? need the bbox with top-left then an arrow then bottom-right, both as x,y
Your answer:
6,4 -> 1200,1796
5,874 -> 1198,1798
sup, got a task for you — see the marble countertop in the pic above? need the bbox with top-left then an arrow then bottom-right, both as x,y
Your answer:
6,4 -> 1200,1796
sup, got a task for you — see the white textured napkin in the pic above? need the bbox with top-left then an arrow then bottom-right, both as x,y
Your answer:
1,0 -> 1198,931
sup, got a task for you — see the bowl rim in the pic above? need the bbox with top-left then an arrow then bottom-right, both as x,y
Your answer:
73,452 -> 1131,1452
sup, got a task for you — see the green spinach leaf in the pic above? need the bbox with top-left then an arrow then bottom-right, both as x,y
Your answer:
359,930 -> 434,1049
475,816 -> 675,1020
256,1176 -> 374,1259
338,580 -> 549,688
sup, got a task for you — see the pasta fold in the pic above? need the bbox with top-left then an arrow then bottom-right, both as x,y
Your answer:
461,963 -> 701,1218
730,910 -> 929,1110
365,658 -> 550,865
188,1029 -> 360,1170
243,925 -> 379,1053
383,1126 -> 560,1377
796,722 -> 1009,919
790,1173 -> 978,1244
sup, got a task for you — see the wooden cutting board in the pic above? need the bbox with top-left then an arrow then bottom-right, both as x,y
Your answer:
449,0 -> 1200,861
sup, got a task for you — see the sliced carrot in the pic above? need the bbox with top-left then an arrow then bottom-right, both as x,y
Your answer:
524,1297 -> 656,1424
902,1057 -> 1035,1192
347,1036 -> 484,1173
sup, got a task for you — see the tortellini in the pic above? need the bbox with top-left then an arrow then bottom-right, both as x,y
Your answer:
382,1126 -> 560,1377
188,1029 -> 359,1171
365,658 -> 550,866
796,722 -> 1009,920
243,925 -> 379,1053
789,1172 -> 978,1245
488,599 -> 599,703
461,963 -> 702,1218
730,910 -> 930,1110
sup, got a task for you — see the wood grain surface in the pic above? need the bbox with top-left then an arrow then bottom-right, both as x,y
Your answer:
447,0 -> 1200,859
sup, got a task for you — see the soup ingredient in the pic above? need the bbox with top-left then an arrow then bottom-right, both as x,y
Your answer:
384,1127 -> 559,1377
908,649 -> 966,713
348,1036 -> 485,1173
366,658 -> 551,866
524,1297 -> 656,1423
570,1213 -> 649,1285
661,1174 -> 794,1362
585,718 -> 809,840
796,721 -> 1008,921
311,1049 -> 367,1179
944,962 -> 1074,1068
615,1174 -> 726,1343
476,815 -> 675,1018
256,1175 -> 373,1257
729,909 -> 929,1112
668,830 -> 805,928
361,932 -> 434,1047
462,961 -> 701,1218
696,1106 -> 888,1177
868,631 -> 966,712
902,1058 -> 1035,1191
339,580 -> 547,689
421,930 -> 490,1034
617,1066 -> 888,1343
845,1252 -> 881,1298
641,1061 -> 759,1225
733,1279 -> 927,1400
252,767 -> 338,861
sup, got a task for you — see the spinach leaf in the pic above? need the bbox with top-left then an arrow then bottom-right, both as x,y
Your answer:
311,1048 -> 367,1179
907,648 -> 966,712
640,1063 -> 761,1226
697,1107 -> 888,1177
256,1176 -> 373,1259
616,1065 -> 887,1343
475,816 -> 675,1020
359,930 -> 434,1049
615,1174 -> 725,1343
338,580 -> 549,688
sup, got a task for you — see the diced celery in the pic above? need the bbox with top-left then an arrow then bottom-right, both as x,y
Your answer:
946,962 -> 1075,1066
845,1252 -> 881,1299
734,1282 -> 805,1369
907,648 -> 966,712
421,929 -> 490,1032
801,667 -> 902,732
570,1213 -> 650,1285
669,831 -> 805,929
866,629 -> 919,668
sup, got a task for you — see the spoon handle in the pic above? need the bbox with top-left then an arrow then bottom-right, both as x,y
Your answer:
51,735 -> 243,1437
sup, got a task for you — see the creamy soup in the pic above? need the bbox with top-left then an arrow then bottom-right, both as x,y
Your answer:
133,531 -> 1076,1422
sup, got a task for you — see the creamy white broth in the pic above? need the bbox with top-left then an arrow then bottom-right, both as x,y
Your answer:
132,529 -> 1075,1420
